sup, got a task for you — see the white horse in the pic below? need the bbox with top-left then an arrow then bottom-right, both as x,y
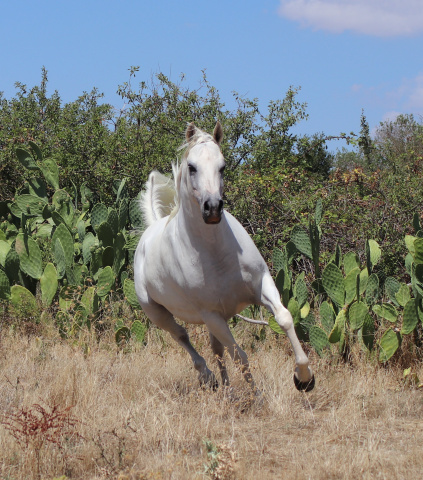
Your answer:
134,122 -> 314,392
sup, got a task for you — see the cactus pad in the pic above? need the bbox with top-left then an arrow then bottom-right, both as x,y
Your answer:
349,301 -> 368,330
15,233 -> 43,279
131,320 -> 147,343
319,301 -> 335,333
40,263 -> 58,306
291,225 -> 312,259
52,223 -> 74,267
379,328 -> 401,362
401,298 -> 419,335
97,266 -> 115,298
343,252 -> 360,276
372,303 -> 398,323
91,204 -> 109,233
0,269 -> 11,300
115,326 -> 131,346
123,278 -> 140,309
309,325 -> 328,356
322,262 -> 345,307
328,309 -> 346,343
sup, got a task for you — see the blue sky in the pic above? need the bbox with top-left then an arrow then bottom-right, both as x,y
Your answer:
1,0 -> 422,152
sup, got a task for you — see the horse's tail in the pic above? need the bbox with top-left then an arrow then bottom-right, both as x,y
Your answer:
140,168 -> 178,228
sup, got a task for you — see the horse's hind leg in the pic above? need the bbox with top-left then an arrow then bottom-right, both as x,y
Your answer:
209,333 -> 230,386
205,315 -> 256,390
141,301 -> 218,389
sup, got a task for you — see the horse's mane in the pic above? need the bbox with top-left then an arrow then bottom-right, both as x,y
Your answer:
140,125 -> 215,228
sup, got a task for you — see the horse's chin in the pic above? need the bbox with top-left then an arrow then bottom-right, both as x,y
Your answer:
203,215 -> 222,225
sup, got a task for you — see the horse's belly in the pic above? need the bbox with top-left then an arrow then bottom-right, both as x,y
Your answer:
148,273 -> 255,323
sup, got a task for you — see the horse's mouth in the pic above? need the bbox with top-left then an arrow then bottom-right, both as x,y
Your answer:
203,215 -> 222,225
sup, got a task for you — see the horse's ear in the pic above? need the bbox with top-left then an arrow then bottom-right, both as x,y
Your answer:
186,123 -> 196,142
213,121 -> 223,145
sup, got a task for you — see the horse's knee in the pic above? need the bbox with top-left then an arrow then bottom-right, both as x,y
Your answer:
274,308 -> 294,333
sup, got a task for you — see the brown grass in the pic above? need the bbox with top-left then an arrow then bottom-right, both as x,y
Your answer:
0,323 -> 423,480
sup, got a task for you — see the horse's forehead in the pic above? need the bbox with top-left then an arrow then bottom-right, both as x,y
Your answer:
188,142 -> 223,164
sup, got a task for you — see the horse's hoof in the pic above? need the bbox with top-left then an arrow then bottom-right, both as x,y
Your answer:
199,375 -> 219,391
293,374 -> 315,392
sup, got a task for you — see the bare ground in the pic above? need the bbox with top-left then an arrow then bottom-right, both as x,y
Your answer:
0,324 -> 422,480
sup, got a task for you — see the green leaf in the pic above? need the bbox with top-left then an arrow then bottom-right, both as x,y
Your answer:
384,277 -> 401,306
0,240 -> 11,267
16,148 -> 39,171
343,252 -> 360,276
0,269 -> 11,300
365,273 -> 379,305
272,247 -> 286,274
414,238 -> 423,264
131,320 -> 147,343
291,225 -> 312,259
10,285 -> 39,318
322,262 -> 345,307
401,299 -> 419,335
40,263 -> 58,306
115,326 -> 131,346
309,325 -> 328,356
349,301 -> 369,330
395,284 -> 410,307
40,157 -> 59,189
379,329 -> 401,363
97,266 -> 115,298
287,297 -> 301,326
15,233 -> 43,279
319,301 -> 335,333
366,239 -> 381,273
123,278 -> 140,309
372,303 -> 398,323
362,313 -> 374,351
328,309 -> 346,343
344,267 -> 359,305
315,198 -> 323,225
294,276 -> 308,308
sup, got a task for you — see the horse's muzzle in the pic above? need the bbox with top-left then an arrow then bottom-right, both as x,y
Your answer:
202,198 -> 224,224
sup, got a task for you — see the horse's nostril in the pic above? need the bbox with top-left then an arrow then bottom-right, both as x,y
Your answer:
218,200 -> 224,212
204,201 -> 210,213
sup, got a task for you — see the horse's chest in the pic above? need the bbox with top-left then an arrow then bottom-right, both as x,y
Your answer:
149,249 -> 255,320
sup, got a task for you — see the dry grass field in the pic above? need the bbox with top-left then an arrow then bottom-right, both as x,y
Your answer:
0,322 -> 423,480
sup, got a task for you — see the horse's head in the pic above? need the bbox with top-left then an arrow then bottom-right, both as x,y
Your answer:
183,122 -> 225,225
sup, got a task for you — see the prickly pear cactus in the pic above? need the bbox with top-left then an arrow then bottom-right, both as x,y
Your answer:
40,263 -> 58,306
309,325 -> 328,356
15,233 -> 43,280
115,326 -> 131,346
91,204 -> 109,233
96,266 -> 115,298
322,262 -> 345,308
0,269 -> 11,300
379,328 -> 401,362
131,320 -> 147,343
123,278 -> 140,309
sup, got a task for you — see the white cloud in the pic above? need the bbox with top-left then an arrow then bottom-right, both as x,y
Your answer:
278,0 -> 423,37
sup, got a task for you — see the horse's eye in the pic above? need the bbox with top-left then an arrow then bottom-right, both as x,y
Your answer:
219,166 -> 226,175
188,164 -> 197,174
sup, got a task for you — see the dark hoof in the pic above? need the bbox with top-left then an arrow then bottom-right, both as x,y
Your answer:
294,374 -> 315,392
199,377 -> 219,391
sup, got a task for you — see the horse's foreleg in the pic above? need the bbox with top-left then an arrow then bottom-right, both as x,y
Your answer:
205,315 -> 256,390
142,302 -> 218,389
209,333 -> 230,386
260,273 -> 315,392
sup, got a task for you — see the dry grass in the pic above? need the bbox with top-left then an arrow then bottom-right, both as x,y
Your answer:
0,323 -> 423,480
